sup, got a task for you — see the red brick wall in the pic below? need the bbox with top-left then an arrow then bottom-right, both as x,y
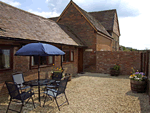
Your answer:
112,32 -> 119,51
62,45 -> 78,75
96,33 -> 112,51
58,3 -> 97,71
83,51 -> 96,72
0,43 -> 78,97
96,51 -> 141,75
58,4 -> 96,50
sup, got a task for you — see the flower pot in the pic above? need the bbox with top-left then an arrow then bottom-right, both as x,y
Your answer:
68,75 -> 71,81
130,80 -> 147,93
110,68 -> 120,76
64,73 -> 72,81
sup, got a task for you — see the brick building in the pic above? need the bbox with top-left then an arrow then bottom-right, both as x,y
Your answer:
50,1 -> 120,72
0,1 -> 120,96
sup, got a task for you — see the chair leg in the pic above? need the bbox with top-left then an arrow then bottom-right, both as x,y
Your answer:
6,98 -> 12,113
31,88 -> 35,97
25,97 -> 31,105
55,98 -> 60,111
31,96 -> 35,108
43,93 -> 48,107
64,92 -> 69,105
20,101 -> 24,113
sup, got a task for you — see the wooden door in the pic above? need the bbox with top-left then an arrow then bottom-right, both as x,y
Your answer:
78,48 -> 83,73
148,51 -> 150,105
141,51 -> 150,104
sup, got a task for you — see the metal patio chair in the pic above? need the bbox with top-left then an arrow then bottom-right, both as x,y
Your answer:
12,73 -> 31,92
5,81 -> 35,113
46,72 -> 63,89
43,77 -> 69,111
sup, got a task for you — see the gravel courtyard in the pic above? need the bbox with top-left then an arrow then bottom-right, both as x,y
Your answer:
0,73 -> 149,113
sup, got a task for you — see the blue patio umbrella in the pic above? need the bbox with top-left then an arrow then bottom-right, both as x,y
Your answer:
15,43 -> 65,103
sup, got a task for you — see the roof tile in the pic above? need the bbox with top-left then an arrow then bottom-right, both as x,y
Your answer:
89,9 -> 116,31
0,1 -> 84,46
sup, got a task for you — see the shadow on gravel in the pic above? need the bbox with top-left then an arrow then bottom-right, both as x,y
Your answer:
74,72 -> 129,80
126,91 -> 150,113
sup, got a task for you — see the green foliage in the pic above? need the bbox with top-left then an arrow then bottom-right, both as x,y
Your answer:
113,64 -> 120,71
120,45 -> 139,51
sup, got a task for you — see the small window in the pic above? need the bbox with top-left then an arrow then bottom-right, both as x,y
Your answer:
31,56 -> 54,67
0,47 -> 12,70
40,56 -> 47,65
48,56 -> 53,64
62,55 -> 65,62
0,49 -> 10,69
70,51 -> 74,61
66,51 -> 70,62
31,56 -> 38,66
62,50 -> 74,62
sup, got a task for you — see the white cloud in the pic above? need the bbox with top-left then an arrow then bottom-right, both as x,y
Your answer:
119,13 -> 150,50
37,8 -> 41,10
74,0 -> 86,3
119,0 -> 150,50
50,3 -> 55,7
1,0 -> 21,7
28,9 -> 60,18
45,0 -> 50,3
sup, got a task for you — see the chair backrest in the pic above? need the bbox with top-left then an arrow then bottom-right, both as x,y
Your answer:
52,72 -> 62,81
57,77 -> 69,95
5,81 -> 20,99
12,73 -> 24,87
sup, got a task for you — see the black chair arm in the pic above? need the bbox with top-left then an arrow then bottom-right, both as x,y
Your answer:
58,85 -> 65,88
14,82 -> 21,86
20,89 -> 33,100
26,89 -> 32,93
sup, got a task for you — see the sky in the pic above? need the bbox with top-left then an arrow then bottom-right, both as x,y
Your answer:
1,0 -> 150,50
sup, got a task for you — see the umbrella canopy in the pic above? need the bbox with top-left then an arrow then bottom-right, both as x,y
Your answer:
15,43 -> 65,56
15,43 -> 65,104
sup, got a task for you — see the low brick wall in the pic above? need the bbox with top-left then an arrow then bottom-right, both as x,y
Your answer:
96,51 -> 141,75
83,51 -> 96,72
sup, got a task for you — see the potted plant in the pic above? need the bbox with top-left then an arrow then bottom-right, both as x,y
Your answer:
129,67 -> 147,93
50,64 -> 63,78
110,64 -> 120,76
64,73 -> 72,81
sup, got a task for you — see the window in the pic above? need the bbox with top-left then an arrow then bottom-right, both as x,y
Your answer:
62,50 -> 74,62
70,51 -> 74,61
0,47 -> 12,70
31,56 -> 54,67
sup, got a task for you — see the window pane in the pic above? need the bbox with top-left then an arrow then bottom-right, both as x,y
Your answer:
62,55 -> 65,62
71,51 -> 74,61
0,49 -> 10,69
31,56 -> 35,66
40,56 -> 47,65
32,56 -> 39,66
66,51 -> 70,62
48,56 -> 53,64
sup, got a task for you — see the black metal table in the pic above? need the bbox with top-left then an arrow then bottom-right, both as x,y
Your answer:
23,79 -> 55,106
23,79 -> 55,86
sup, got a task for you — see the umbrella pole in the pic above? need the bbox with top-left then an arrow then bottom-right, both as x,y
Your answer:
38,55 -> 41,105
61,45 -> 62,67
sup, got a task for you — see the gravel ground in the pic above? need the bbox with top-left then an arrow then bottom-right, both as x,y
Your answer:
0,73 -> 150,113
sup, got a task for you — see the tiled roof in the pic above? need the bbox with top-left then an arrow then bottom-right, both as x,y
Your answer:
89,9 -> 116,31
0,1 -> 85,46
58,24 -> 86,46
71,1 -> 111,37
49,17 -> 59,22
